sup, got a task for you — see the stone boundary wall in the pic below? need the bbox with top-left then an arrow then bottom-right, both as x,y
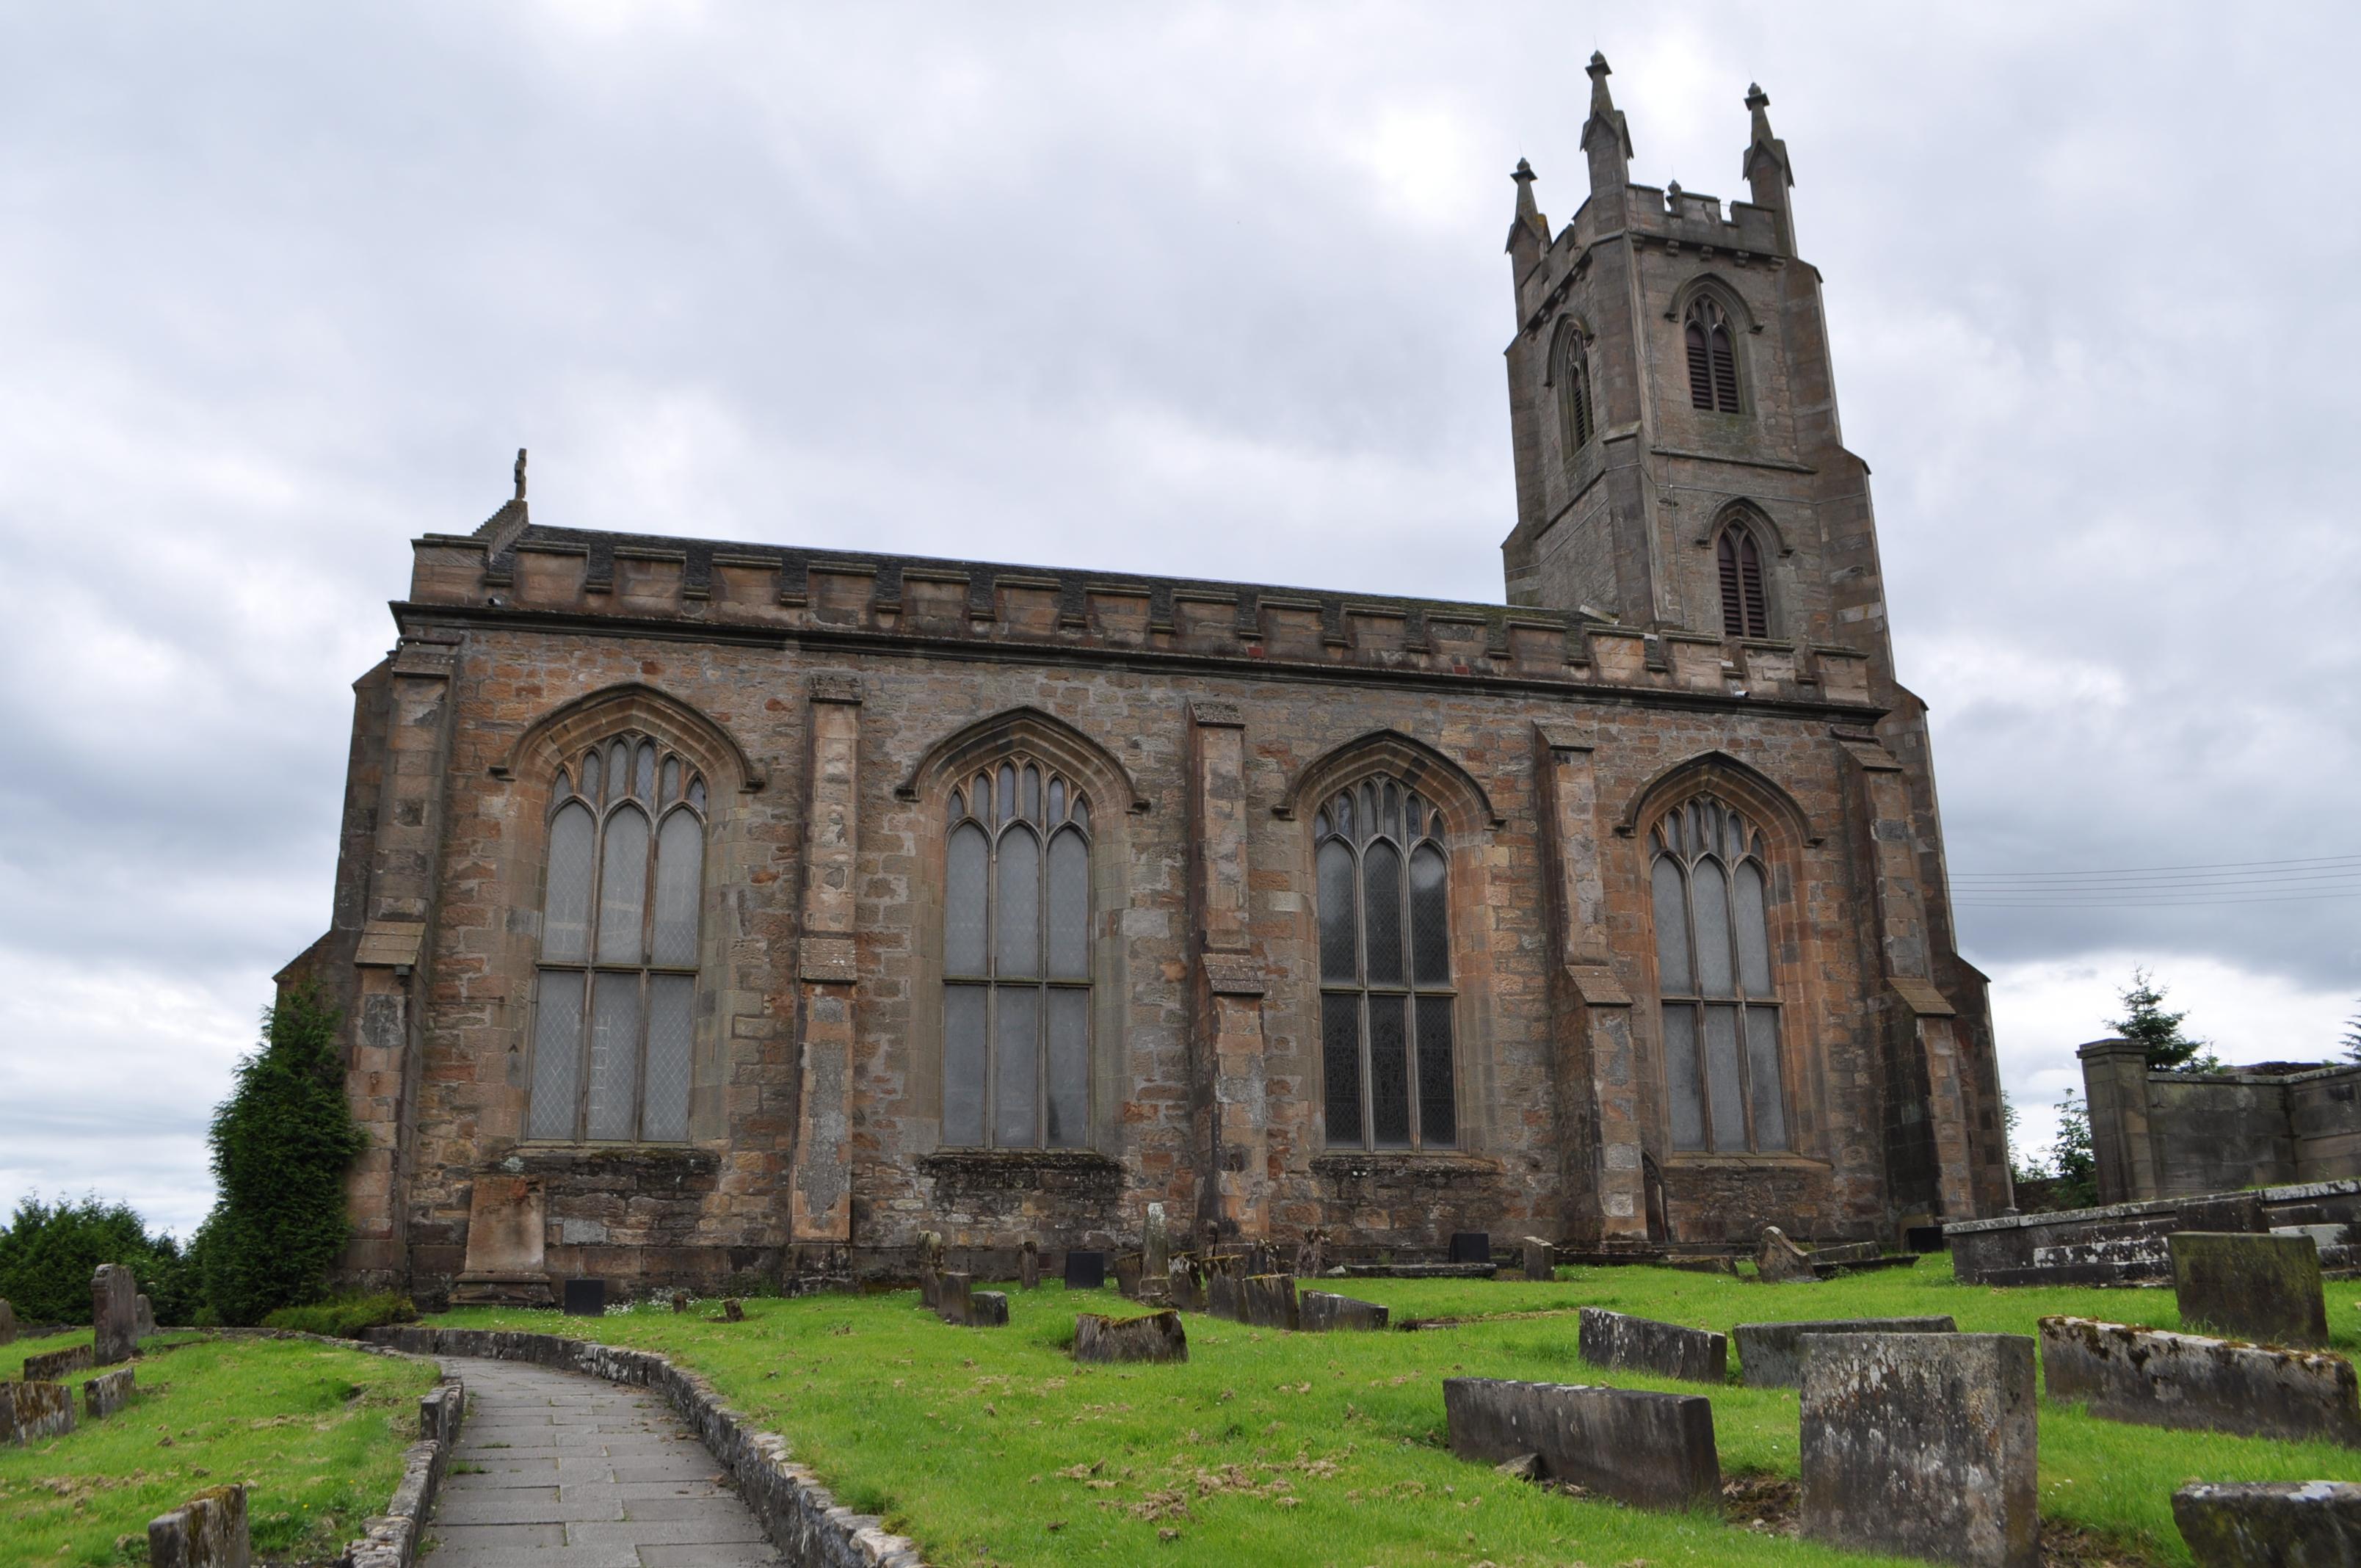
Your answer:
2039,1316 -> 2361,1447
1946,1177 -> 2361,1285
366,1326 -> 929,1567
2078,1041 -> 2361,1205
342,1373 -> 466,1568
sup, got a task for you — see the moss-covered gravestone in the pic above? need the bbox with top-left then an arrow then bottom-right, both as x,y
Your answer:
2171,1231 -> 2329,1348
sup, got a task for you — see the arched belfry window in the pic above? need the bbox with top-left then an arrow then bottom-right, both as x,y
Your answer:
1315,777 -> 1457,1150
1650,796 -> 1788,1153
943,759 -> 1091,1148
1684,297 -> 1741,413
528,733 -> 708,1143
1717,523 -> 1769,638
1556,328 -> 1595,453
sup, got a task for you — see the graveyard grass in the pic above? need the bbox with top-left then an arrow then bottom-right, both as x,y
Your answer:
1,1330 -> 435,1566
435,1256 -> 2361,1568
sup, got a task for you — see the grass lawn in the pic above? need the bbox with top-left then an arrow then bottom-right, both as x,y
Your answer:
432,1255 -> 2361,1567
1,1329 -> 437,1566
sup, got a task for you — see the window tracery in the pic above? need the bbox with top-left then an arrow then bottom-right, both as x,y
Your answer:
942,758 -> 1092,1148
1314,777 -> 1457,1149
1649,795 -> 1788,1153
528,733 -> 708,1143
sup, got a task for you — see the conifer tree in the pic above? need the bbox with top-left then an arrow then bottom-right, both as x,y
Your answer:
199,984 -> 366,1324
2107,967 -> 2216,1072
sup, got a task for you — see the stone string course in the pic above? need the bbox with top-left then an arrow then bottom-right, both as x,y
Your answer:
366,1325 -> 928,1566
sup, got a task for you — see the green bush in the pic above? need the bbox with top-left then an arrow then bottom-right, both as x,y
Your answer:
260,1292 -> 418,1339
199,984 -> 368,1325
0,1194 -> 196,1325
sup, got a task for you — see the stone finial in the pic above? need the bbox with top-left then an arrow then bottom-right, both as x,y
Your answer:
1743,80 -> 1794,197
512,447 -> 528,502
1581,50 -> 1633,190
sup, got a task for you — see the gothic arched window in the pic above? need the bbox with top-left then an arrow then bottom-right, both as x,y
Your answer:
1684,297 -> 1741,413
528,733 -> 708,1143
1717,523 -> 1769,638
1316,778 -> 1457,1149
1650,796 -> 1788,1153
943,760 -> 1091,1148
1556,329 -> 1595,453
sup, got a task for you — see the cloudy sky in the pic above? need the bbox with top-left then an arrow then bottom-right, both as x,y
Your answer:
3,3 -> 2356,1237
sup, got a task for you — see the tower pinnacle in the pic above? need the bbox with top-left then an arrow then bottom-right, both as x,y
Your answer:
1741,82 -> 1795,246
1581,52 -> 1633,196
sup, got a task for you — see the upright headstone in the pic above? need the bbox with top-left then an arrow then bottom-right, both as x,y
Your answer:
1579,1307 -> 1728,1383
1448,1232 -> 1491,1265
1020,1240 -> 1040,1290
2178,1193 -> 2267,1234
134,1294 -> 156,1340
1168,1258 -> 1207,1313
92,1263 -> 137,1366
968,1290 -> 1010,1327
721,1297 -> 745,1323
1063,1249 -> 1107,1290
83,1367 -> 135,1420
23,1344 -> 92,1382
918,1230 -> 946,1307
1,1379 -> 76,1444
1113,1252 -> 1144,1299
1734,1316 -> 1956,1388
2172,1232 -> 2329,1348
1299,1291 -> 1389,1332
1295,1228 -> 1328,1280
935,1272 -> 974,1325
1242,1274 -> 1300,1331
0,1298 -> 15,1345
2173,1481 -> 2361,1564
561,1278 -> 606,1317
1207,1271 -> 1242,1321
671,1291 -> 690,1313
1073,1310 -> 1188,1364
1800,1333 -> 2038,1568
148,1483 -> 250,1568
2039,1315 -> 2361,1445
1756,1226 -> 1817,1283
1142,1203 -> 1170,1293
1522,1238 -> 1554,1282
1445,1378 -> 1719,1511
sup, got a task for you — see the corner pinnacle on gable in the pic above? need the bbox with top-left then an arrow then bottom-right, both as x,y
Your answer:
1581,51 -> 1633,197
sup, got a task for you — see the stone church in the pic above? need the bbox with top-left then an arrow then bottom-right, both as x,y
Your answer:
289,58 -> 2011,1302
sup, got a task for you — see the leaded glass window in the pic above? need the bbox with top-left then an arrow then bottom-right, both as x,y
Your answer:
1315,777 -> 1456,1149
1650,796 -> 1787,1153
527,733 -> 708,1143
943,759 -> 1091,1148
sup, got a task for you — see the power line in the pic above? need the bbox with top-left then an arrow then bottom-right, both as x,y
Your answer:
1955,890 -> 2361,909
1953,853 -> 2361,879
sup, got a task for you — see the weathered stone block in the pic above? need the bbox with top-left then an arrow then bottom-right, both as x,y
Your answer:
1522,1238 -> 1553,1281
1299,1291 -> 1389,1332
2172,1481 -> 2361,1566
2180,1193 -> 2268,1234
1800,1332 -> 2037,1568
92,1263 -> 137,1365
1755,1225 -> 1816,1283
83,1366 -> 134,1419
22,1344 -> 92,1382
134,1294 -> 155,1340
1020,1241 -> 1040,1290
935,1274 -> 1004,1326
1734,1316 -> 1956,1388
2041,1315 -> 2361,1446
970,1291 -> 1010,1327
1,1379 -> 75,1443
1073,1310 -> 1186,1364
148,1483 -> 250,1568
419,1378 -> 466,1444
1241,1274 -> 1299,1330
2173,1231 -> 2329,1348
1207,1272 -> 1241,1321
720,1297 -> 744,1323
1443,1377 -> 1719,1511
1578,1307 -> 1727,1384
670,1291 -> 689,1313
1114,1252 -> 1144,1299
1167,1260 -> 1206,1313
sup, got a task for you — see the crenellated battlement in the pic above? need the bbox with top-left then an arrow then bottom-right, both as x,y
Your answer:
403,524 -> 1874,711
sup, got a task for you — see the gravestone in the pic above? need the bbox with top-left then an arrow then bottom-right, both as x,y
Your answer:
1,1379 -> 76,1444
1734,1316 -> 1956,1389
1299,1291 -> 1389,1332
83,1366 -> 134,1419
721,1297 -> 745,1323
2039,1315 -> 2361,1445
935,1271 -> 973,1324
148,1483 -> 249,1568
0,1297 -> 14,1344
451,1175 -> 552,1307
1168,1258 -> 1207,1313
23,1344 -> 92,1382
1207,1271 -> 1242,1321
2172,1481 -> 2361,1564
1522,1237 -> 1554,1281
2172,1232 -> 2329,1348
1114,1252 -> 1144,1299
1020,1240 -> 1040,1290
1905,1225 -> 1946,1255
1801,1333 -> 2037,1568
671,1291 -> 690,1313
1073,1310 -> 1187,1364
134,1294 -> 155,1340
918,1230 -> 946,1307
1242,1274 -> 1300,1331
1142,1204 -> 1170,1298
1295,1228 -> 1327,1280
1448,1232 -> 1491,1265
92,1263 -> 137,1365
1444,1378 -> 1719,1511
968,1291 -> 1010,1327
2179,1192 -> 2267,1234
1064,1249 -> 1106,1291
1578,1307 -> 1728,1383
561,1278 -> 606,1317
1755,1226 -> 1817,1283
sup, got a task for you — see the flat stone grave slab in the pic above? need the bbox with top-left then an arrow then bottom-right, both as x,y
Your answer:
1734,1315 -> 1956,1388
1578,1307 -> 1728,1384
2173,1480 -> 2361,1564
1443,1376 -> 1719,1511
1073,1310 -> 1186,1364
2,1379 -> 76,1444
2172,1231 -> 2329,1348
2040,1315 -> 2361,1445
1299,1291 -> 1389,1331
1801,1332 -> 2037,1568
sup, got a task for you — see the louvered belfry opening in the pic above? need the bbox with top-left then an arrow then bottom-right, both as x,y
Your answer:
1558,330 -> 1593,451
1684,297 -> 1741,413
1717,524 -> 1769,638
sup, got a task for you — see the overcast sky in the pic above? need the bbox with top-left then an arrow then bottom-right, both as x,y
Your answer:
3,3 -> 2356,1238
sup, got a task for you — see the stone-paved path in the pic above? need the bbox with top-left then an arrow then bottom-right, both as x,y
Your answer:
424,1356 -> 783,1567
